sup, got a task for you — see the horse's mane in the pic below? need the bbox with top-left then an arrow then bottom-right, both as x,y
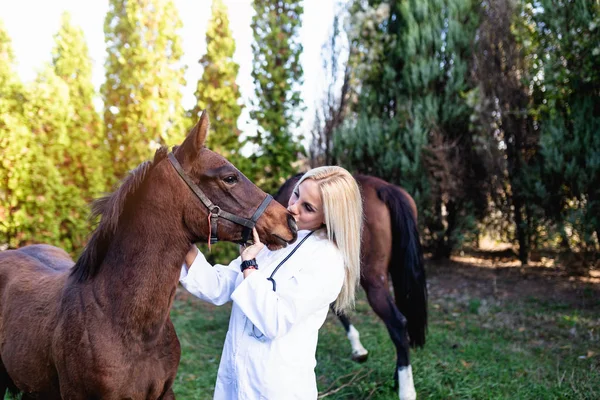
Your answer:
70,147 -> 169,282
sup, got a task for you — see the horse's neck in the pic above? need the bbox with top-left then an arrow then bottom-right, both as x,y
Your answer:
93,216 -> 190,336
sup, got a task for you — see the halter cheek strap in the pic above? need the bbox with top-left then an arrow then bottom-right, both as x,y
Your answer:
167,152 -> 273,248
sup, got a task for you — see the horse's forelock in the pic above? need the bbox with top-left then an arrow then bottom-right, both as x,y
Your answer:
72,147 -> 168,282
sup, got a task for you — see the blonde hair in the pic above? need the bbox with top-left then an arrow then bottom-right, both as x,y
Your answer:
296,166 -> 363,313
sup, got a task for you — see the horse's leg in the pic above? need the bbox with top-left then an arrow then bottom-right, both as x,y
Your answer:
363,282 -> 415,400
330,304 -> 368,362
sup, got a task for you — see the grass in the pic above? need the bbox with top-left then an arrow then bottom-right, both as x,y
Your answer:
5,264 -> 595,399
171,278 -> 599,400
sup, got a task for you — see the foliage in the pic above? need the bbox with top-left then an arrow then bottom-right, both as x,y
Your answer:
102,0 -> 186,181
52,12 -> 109,199
189,0 -> 245,265
471,0 -> 540,264
0,21 -> 94,253
309,8 -> 350,167
0,21 -> 25,247
1,65 -> 86,252
336,0 -> 482,257
530,0 -> 600,254
249,0 -> 305,193
192,0 -> 243,160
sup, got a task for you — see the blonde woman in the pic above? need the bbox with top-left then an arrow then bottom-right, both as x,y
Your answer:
180,166 -> 363,399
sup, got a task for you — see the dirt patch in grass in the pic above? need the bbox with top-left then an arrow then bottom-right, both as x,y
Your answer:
426,251 -> 600,311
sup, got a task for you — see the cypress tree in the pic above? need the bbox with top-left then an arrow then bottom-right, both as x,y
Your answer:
1,22 -> 82,252
191,0 -> 245,265
28,68 -> 87,251
52,12 -> 108,201
102,0 -> 186,180
250,0 -> 305,193
336,0 -> 482,256
192,0 -> 243,160
0,22 -> 28,248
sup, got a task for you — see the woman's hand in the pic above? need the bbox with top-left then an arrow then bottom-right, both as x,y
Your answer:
240,228 -> 264,261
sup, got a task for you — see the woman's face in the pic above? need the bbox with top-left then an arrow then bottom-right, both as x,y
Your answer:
287,179 -> 325,231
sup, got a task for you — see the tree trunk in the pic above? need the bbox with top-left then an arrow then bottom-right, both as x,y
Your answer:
513,195 -> 529,265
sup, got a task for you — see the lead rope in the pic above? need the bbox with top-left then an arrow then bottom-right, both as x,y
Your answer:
207,213 -> 212,251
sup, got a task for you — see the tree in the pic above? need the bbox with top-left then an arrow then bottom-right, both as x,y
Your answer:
192,0 -> 243,159
532,0 -> 600,256
0,21 -> 28,247
0,56 -> 82,251
309,9 -> 350,167
250,0 -> 305,193
52,12 -> 108,201
191,0 -> 245,265
1,22 -> 87,253
471,0 -> 539,264
336,0 -> 483,257
102,0 -> 186,180
23,68 -> 88,252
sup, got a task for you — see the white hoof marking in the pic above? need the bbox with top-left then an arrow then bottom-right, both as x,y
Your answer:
398,365 -> 416,400
347,325 -> 368,360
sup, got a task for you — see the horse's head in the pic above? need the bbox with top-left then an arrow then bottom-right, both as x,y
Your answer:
168,111 -> 297,249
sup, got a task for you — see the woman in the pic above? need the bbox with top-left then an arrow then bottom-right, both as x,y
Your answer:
179,166 -> 363,399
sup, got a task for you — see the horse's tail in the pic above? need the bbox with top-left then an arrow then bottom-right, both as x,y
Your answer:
377,185 -> 427,348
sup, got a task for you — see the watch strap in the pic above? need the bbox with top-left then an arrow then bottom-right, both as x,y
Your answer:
241,258 -> 258,272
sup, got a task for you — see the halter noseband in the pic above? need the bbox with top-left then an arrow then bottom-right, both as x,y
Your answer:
167,152 -> 272,248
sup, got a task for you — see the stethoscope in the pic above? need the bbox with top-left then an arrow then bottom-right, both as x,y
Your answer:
250,230 -> 315,340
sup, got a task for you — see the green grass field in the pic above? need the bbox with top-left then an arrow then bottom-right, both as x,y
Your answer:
171,260 -> 600,399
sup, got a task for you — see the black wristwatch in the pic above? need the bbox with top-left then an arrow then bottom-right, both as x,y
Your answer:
240,258 -> 258,272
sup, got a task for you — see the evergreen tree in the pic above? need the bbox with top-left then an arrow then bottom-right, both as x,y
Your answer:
532,0 -> 600,254
52,12 -> 108,201
27,68 -> 89,252
336,0 -> 482,257
0,60 -> 79,251
310,10 -> 350,167
250,0 -> 305,193
0,21 -> 28,247
471,0 -> 539,264
193,0 -> 243,159
191,0 -> 244,265
102,0 -> 186,180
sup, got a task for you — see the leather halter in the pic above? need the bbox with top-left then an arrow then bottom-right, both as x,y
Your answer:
167,152 -> 273,248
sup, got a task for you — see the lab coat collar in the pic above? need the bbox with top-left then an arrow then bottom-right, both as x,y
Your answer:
295,227 -> 327,242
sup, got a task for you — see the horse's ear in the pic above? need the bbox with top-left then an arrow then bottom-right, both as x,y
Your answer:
177,110 -> 210,160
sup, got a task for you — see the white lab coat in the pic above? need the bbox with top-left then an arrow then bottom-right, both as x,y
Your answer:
179,229 -> 345,400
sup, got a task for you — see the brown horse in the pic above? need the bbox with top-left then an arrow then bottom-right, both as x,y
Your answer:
275,173 -> 427,400
0,112 -> 297,400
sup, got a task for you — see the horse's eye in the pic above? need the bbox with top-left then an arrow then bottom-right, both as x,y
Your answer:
223,175 -> 237,185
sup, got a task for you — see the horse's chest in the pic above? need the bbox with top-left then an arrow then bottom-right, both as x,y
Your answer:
55,318 -> 179,399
